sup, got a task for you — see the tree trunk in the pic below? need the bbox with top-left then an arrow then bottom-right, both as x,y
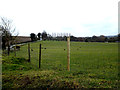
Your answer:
8,45 -> 10,56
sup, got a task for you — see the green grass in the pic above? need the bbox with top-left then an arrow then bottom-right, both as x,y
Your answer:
2,41 -> 119,88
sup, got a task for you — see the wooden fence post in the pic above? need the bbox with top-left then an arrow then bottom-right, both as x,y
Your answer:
67,37 -> 70,71
14,45 -> 16,57
28,43 -> 30,62
39,44 -> 41,68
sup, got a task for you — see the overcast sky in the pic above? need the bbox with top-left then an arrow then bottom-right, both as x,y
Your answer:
0,0 -> 119,37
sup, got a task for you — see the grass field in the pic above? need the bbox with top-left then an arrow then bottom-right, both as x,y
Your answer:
2,41 -> 119,88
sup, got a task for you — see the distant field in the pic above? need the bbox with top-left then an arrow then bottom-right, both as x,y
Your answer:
2,41 -> 119,88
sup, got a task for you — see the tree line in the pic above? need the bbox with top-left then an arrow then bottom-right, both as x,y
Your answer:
30,31 -> 47,41
30,31 -> 69,41
30,31 -> 120,42
70,35 -> 120,42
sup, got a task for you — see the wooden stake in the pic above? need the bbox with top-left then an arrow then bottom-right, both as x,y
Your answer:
39,44 -> 41,68
28,43 -> 30,62
67,37 -> 70,71
14,45 -> 16,57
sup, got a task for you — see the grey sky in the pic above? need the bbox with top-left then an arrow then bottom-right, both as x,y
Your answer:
0,0 -> 119,37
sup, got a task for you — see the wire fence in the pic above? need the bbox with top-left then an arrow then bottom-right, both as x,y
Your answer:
6,40 -> 118,80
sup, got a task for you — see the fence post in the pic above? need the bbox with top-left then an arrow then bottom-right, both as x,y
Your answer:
67,37 -> 70,71
28,43 -> 30,62
14,45 -> 16,57
39,44 -> 41,68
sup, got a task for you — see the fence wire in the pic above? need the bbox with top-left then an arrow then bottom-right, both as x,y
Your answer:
9,41 -> 118,80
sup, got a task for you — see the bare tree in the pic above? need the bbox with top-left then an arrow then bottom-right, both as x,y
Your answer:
0,17 -> 18,55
